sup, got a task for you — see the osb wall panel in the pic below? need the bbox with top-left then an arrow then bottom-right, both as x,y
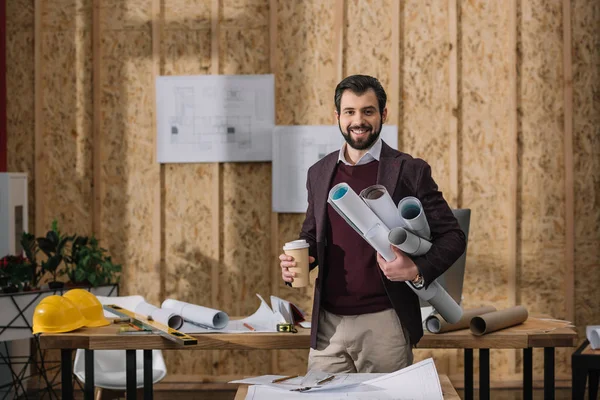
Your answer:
573,0 -> 600,343
402,0 -> 452,194
460,0 -> 513,375
219,163 -> 272,375
6,0 -> 35,234
41,0 -> 93,237
518,0 -> 569,377
99,1 -> 160,304
163,0 -> 211,30
163,165 -> 215,375
402,1 -> 454,373
344,0 -> 393,93
274,0 -> 337,375
161,8 -> 214,375
217,0 -> 273,377
275,0 -> 337,126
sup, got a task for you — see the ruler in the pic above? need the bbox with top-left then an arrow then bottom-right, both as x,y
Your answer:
103,304 -> 198,346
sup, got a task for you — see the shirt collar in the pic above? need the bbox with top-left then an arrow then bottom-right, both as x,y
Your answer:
338,137 -> 382,166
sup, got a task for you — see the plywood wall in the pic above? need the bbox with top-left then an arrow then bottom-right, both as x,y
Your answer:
6,0 -> 599,384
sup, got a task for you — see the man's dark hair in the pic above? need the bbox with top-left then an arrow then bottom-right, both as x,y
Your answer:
334,75 -> 387,115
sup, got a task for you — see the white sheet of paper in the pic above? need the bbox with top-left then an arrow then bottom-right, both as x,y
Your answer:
272,125 -> 398,213
156,74 -> 274,163
241,358 -> 443,399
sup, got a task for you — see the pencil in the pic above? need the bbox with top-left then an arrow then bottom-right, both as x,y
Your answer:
317,375 -> 335,385
243,323 -> 256,331
271,374 -> 298,383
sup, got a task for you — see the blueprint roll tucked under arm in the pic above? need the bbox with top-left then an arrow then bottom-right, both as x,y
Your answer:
161,299 -> 229,329
388,227 -> 432,256
426,306 -> 497,334
398,196 -> 431,240
328,183 -> 462,324
134,301 -> 184,330
359,185 -> 405,230
328,183 -> 396,261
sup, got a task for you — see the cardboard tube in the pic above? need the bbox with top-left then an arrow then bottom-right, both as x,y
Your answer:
426,306 -> 497,334
470,306 -> 528,336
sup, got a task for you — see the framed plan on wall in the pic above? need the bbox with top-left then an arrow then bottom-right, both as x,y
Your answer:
156,74 -> 275,163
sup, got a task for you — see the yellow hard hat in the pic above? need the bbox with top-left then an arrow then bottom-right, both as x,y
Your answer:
63,289 -> 110,328
32,295 -> 88,334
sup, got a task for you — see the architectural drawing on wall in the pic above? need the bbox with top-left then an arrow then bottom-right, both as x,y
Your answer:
156,74 -> 274,163
272,125 -> 398,213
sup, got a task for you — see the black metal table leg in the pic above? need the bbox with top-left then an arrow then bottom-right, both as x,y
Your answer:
523,347 -> 532,400
144,350 -> 153,400
61,349 -> 73,400
84,350 -> 94,400
544,347 -> 555,400
464,348 -> 473,400
479,348 -> 490,400
572,366 -> 587,400
589,370 -> 599,400
126,350 -> 137,400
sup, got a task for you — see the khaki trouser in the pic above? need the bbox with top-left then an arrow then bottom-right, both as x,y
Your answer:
308,308 -> 413,373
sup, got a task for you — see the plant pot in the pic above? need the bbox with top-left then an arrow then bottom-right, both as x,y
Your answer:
48,281 -> 64,289
2,285 -> 19,294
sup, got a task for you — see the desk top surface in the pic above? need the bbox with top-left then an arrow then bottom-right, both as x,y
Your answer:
233,374 -> 460,400
39,317 -> 576,350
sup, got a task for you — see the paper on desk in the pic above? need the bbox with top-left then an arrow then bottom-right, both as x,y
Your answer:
161,299 -> 229,329
240,358 -> 443,399
134,301 -> 184,330
270,295 -> 307,326
179,294 -> 286,334
587,325 -> 600,349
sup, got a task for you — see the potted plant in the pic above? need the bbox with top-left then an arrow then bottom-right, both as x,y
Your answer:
0,254 -> 33,293
65,235 -> 122,287
36,220 -> 73,289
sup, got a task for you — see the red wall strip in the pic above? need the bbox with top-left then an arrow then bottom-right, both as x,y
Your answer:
0,0 -> 6,172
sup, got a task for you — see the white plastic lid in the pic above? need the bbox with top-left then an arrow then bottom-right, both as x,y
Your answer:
283,239 -> 310,251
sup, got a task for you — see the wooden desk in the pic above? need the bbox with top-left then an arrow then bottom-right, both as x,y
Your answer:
40,317 -> 576,400
233,374 -> 460,400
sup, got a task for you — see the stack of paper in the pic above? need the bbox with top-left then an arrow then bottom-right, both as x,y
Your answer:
231,358 -> 444,399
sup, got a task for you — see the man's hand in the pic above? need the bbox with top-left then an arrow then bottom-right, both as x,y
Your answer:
377,245 -> 419,282
279,254 -> 316,283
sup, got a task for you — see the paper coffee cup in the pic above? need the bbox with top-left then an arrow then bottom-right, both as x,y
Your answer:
283,240 -> 310,288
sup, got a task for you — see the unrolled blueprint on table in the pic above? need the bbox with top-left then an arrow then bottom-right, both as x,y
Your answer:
272,125 -> 398,213
241,358 -> 443,399
156,74 -> 274,163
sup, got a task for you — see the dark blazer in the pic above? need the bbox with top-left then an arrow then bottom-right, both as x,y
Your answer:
299,140 -> 466,349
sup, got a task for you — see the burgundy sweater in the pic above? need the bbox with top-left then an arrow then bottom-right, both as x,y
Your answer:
322,160 -> 392,315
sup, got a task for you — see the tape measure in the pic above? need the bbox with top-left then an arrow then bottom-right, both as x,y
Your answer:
104,304 -> 198,346
276,323 -> 297,333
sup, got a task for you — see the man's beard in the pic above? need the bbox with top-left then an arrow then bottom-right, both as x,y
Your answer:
339,121 -> 382,151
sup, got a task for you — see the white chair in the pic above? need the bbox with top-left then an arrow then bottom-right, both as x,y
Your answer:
73,295 -> 167,397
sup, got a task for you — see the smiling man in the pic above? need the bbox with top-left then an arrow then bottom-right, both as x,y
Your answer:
278,75 -> 466,373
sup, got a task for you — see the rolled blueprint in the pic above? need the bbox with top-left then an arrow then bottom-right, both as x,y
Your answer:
161,299 -> 229,329
134,301 -> 184,330
328,183 -> 395,261
426,306 -> 497,334
328,183 -> 463,324
398,196 -> 431,240
359,185 -> 405,230
388,227 -> 432,256
470,306 -> 528,336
